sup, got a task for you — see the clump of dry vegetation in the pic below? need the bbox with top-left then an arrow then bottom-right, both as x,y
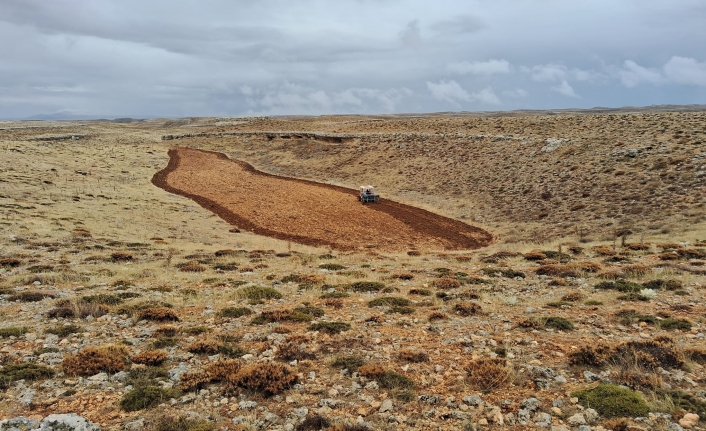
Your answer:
62,345 -> 130,376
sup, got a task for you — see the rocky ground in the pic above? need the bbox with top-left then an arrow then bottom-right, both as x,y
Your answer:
0,111 -> 705,430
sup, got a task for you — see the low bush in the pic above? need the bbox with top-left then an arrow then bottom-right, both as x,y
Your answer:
561,292 -> 584,302
359,364 -> 414,390
138,307 -> 179,322
45,324 -> 82,338
0,257 -> 21,268
368,297 -> 412,307
319,263 -> 346,270
331,355 -> 366,372
0,326 -> 28,338
62,345 -> 130,376
595,280 -> 642,292
144,414 -> 216,431
308,321 -> 351,334
7,291 -> 56,302
642,279 -> 682,291
186,340 -> 221,355
79,293 -> 123,306
218,307 -> 253,318
131,350 -> 168,366
226,363 -> 297,396
465,358 -> 511,393
391,273 -> 414,280
296,415 -> 331,431
111,252 -> 133,261
408,288 -> 431,296
572,384 -> 649,418
659,318 -> 692,331
238,286 -> 282,301
346,281 -> 385,292
455,302 -> 482,316
0,363 -> 55,389
431,277 -> 461,289
399,349 -> 429,363
179,263 -> 207,272
428,312 -> 448,321
120,386 -> 180,412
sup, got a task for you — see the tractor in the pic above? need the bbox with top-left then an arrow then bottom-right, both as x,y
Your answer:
359,185 -> 380,203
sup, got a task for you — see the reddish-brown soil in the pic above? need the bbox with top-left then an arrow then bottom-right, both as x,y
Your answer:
152,147 -> 494,251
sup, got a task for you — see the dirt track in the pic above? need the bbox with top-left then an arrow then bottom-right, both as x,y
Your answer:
152,147 -> 494,251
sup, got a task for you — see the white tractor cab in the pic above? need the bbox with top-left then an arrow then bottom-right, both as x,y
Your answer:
358,185 -> 380,203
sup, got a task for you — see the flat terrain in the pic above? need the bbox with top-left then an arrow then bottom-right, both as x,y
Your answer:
0,111 -> 705,431
153,147 -> 494,252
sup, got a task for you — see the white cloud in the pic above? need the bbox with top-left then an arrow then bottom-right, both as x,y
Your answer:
399,19 -> 421,49
529,63 -> 568,82
553,80 -> 580,98
447,59 -> 511,75
663,56 -> 706,87
239,85 -> 254,96
427,81 -> 500,105
427,80 -> 470,104
619,60 -> 662,87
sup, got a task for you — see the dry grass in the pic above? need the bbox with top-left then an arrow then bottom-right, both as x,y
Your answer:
62,345 -> 130,376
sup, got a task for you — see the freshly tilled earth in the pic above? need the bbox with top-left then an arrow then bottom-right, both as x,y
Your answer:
153,147 -> 494,252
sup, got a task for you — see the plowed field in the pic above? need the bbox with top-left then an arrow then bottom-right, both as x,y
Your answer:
152,147 -> 494,251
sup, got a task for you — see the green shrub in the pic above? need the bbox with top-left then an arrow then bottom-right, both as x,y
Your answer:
368,297 -> 412,307
238,286 -> 282,301
45,324 -> 82,338
595,280 -> 642,292
331,355 -> 366,372
584,300 -> 603,306
80,294 -> 123,305
152,337 -> 179,348
573,384 -> 649,418
7,291 -> 56,302
308,322 -> 351,334
347,281 -> 385,292
377,371 -> 415,390
0,326 -> 28,338
319,263 -> 346,270
659,318 -> 692,331
120,386 -> 181,412
0,363 -> 55,389
319,291 -> 349,299
125,367 -> 170,387
642,279 -> 682,291
218,307 -> 253,318
544,316 -> 575,331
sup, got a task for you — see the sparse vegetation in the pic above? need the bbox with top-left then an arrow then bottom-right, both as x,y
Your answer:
573,384 -> 649,418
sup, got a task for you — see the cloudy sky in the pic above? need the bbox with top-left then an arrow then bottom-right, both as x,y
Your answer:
1,0 -> 705,118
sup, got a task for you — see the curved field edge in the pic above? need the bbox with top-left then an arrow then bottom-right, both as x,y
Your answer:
151,147 -> 494,251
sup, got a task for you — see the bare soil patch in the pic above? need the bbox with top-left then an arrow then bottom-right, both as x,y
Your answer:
152,147 -> 493,251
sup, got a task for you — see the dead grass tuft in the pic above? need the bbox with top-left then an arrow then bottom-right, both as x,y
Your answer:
62,344 -> 130,376
465,358 -> 511,393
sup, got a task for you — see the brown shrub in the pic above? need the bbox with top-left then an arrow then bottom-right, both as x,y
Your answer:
138,307 -> 179,322
276,336 -> 316,362
561,292 -> 584,302
627,243 -> 651,251
623,264 -> 651,277
131,350 -> 168,366
214,249 -> 237,257
455,255 -> 473,262
407,250 -> 421,256
535,264 -> 577,277
358,364 -> 386,379
111,252 -> 133,261
432,277 -> 461,289
62,345 -> 130,376
524,251 -> 547,261
465,358 -> 511,392
399,349 -> 429,363
0,258 -> 21,268
391,273 -> 414,280
261,309 -> 293,322
569,344 -> 614,367
75,302 -> 109,318
178,370 -> 211,391
658,253 -> 679,261
205,359 -> 242,381
616,369 -> 663,389
323,298 -> 343,309
455,302 -> 482,316
593,246 -> 617,256
428,312 -> 448,321
47,306 -> 76,318
179,263 -> 207,272
186,340 -> 221,355
226,363 -> 297,396
154,325 -> 179,337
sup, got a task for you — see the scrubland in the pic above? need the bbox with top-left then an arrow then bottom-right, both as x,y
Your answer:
0,111 -> 705,430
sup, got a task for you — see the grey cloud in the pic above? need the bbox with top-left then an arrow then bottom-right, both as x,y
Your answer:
429,15 -> 485,35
